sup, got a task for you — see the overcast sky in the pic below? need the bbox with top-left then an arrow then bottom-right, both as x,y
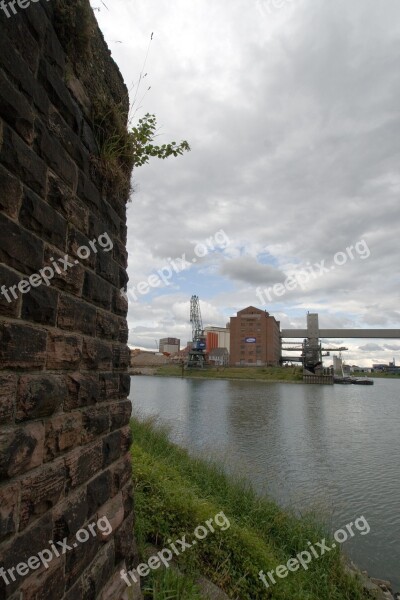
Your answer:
91,0 -> 400,365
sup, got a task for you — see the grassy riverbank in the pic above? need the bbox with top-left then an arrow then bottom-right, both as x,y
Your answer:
131,416 -> 370,600
152,365 -> 304,382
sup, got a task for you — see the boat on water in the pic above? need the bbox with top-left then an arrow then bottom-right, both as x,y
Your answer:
351,378 -> 374,385
333,376 -> 374,385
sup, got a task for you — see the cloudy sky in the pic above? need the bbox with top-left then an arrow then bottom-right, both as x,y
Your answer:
91,0 -> 400,365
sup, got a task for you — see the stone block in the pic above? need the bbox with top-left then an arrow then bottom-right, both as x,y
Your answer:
0,163 -> 23,219
0,322 -> 47,369
0,482 -> 20,541
36,119 -> 78,191
82,271 -> 113,310
0,422 -> 45,480
0,265 -> 21,318
19,188 -> 67,249
82,338 -> 113,371
0,68 -> 35,144
87,470 -> 113,519
21,284 -> 59,327
53,487 -> 88,541
65,442 -> 103,490
82,406 -> 110,444
109,401 -> 132,432
43,245 -> 85,296
45,413 -> 83,460
47,171 -> 89,235
96,310 -> 120,340
16,374 -> 66,422
65,373 -> 99,411
46,332 -> 82,370
97,492 -> 124,539
0,125 -> 47,197
57,294 -> 96,336
0,374 -> 17,424
19,459 -> 66,529
0,213 -> 44,274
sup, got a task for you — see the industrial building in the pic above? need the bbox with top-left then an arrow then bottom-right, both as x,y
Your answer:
159,337 -> 180,354
229,306 -> 281,366
204,325 -> 230,353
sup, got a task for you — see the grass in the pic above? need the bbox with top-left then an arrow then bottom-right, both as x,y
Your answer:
154,365 -> 304,382
131,416 -> 371,600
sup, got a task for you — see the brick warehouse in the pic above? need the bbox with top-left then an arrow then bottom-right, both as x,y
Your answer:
229,306 -> 281,366
0,1 -> 139,598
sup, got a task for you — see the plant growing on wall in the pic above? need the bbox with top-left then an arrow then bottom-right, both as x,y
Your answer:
131,113 -> 190,168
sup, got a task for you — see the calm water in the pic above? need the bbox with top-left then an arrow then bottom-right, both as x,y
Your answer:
129,376 -> 400,589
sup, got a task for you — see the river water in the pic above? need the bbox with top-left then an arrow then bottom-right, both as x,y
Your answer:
129,376 -> 400,590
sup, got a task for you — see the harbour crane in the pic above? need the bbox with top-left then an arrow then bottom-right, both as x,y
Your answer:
187,295 -> 207,368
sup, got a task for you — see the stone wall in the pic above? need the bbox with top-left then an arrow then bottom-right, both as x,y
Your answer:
0,1 -> 137,598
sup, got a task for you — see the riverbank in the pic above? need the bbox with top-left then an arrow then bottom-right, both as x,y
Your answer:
130,365 -> 304,383
131,416 -> 393,600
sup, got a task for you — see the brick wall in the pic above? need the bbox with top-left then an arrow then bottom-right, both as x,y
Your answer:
0,2 -> 138,598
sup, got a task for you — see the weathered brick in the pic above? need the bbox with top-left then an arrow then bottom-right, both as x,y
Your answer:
77,171 -> 101,212
112,287 -> 128,316
82,338 -> 113,371
97,492 -> 124,539
98,373 -> 120,401
0,422 -> 45,480
111,453 -> 132,495
114,512 -> 137,569
21,284 -> 59,326
38,59 -> 80,133
0,125 -> 47,196
96,310 -> 120,340
19,188 -> 68,249
0,33 -> 49,118
65,442 -> 102,490
57,295 -> 96,336
44,26 -> 65,76
16,374 -> 66,422
87,470 -> 113,519
0,69 -> 35,144
65,373 -> 99,411
46,332 -> 82,370
121,425 -> 132,454
82,406 -> 110,444
43,245 -> 85,296
19,459 -> 66,529
0,482 -> 20,541
64,530 -> 100,591
0,513 -> 53,597
112,238 -> 128,269
0,322 -> 47,369
112,344 -> 130,370
99,200 -> 121,237
118,318 -> 129,344
0,213 -> 44,274
19,562 -> 66,600
119,373 -> 131,398
0,265 -> 21,318
119,266 -> 129,291
82,271 -> 113,310
0,163 -> 23,219
45,413 -> 83,460
36,119 -> 78,191
0,15 -> 40,74
102,431 -> 122,468
47,171 -> 89,235
96,250 -> 119,287
49,106 -> 90,173
121,483 -> 134,520
53,487 -> 88,541
67,227 -> 96,269
0,374 -> 17,424
109,401 -> 132,432
85,539 -> 115,598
